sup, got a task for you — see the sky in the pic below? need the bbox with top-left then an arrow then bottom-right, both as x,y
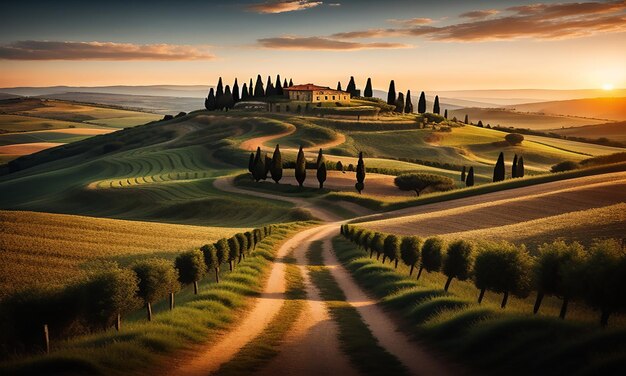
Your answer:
0,0 -> 625,92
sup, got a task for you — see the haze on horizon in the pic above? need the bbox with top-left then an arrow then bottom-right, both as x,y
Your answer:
1,0 -> 625,92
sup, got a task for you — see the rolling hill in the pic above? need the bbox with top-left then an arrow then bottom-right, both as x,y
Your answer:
551,121 -> 626,142
507,97 -> 626,121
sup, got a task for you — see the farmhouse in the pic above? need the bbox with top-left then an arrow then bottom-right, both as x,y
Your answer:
284,84 -> 350,103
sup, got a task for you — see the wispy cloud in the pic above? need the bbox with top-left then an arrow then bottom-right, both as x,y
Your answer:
0,40 -> 215,61
257,36 -> 410,50
459,9 -> 499,19
247,0 -> 323,14
388,17 -> 433,26
330,1 -> 626,42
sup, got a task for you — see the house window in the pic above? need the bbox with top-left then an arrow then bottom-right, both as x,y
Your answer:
297,95 -> 300,100
332,95 -> 336,100
317,96 -> 320,100
325,96 -> 328,100
344,96 -> 346,100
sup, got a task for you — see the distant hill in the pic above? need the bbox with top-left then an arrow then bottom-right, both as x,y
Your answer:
507,97 -> 626,121
0,93 -> 21,100
437,89 -> 626,105
551,121 -> 626,142
0,85 -> 211,98
448,107 -> 605,130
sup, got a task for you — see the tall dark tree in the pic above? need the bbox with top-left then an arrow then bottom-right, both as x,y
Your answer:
275,75 -> 283,96
405,90 -> 413,113
201,244 -> 220,283
249,78 -> 254,97
241,83 -> 249,100
418,91 -> 426,114
346,76 -> 357,97
493,152 -> 505,182
444,109 -> 448,119
232,78 -> 240,103
461,166 -> 466,182
264,154 -> 271,180
289,78 -> 293,87
433,95 -> 440,114
364,78 -> 373,97
265,76 -> 274,97
270,144 -> 282,183
223,85 -> 234,109
355,152 -> 366,194
254,75 -> 264,97
317,162 -> 327,189
205,88 -> 216,111
464,114 -> 469,124
295,145 -> 306,187
512,154 -> 518,178
216,77 -> 224,103
283,78 -> 288,88
466,167 -> 475,187
337,81 -> 342,91
252,147 -> 265,182
515,155 -> 524,178
316,148 -> 324,168
387,80 -> 396,105
395,92 -> 405,113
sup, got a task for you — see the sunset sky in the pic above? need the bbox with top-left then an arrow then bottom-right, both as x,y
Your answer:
1,0 -> 625,92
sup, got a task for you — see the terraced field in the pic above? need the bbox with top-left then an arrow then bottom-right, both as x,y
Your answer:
0,210 -> 242,298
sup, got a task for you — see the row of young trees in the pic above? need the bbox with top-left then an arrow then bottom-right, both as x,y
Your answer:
204,75 -> 295,111
341,225 -> 626,326
2,226 -> 275,353
493,152 -> 525,182
248,145 -> 367,193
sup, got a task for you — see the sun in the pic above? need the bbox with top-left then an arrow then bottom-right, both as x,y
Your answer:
602,83 -> 614,91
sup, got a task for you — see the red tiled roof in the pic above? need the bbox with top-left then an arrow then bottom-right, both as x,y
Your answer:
285,84 -> 340,91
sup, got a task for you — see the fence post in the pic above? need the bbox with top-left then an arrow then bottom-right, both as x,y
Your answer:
115,313 -> 121,331
43,324 -> 49,354
169,292 -> 175,311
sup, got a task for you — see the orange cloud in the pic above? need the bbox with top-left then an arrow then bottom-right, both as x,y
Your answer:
388,17 -> 433,26
247,0 -> 323,14
459,9 -> 499,19
329,1 -> 626,42
257,36 -> 410,50
0,41 -> 215,61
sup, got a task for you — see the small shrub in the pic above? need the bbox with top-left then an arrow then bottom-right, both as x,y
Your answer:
505,133 -> 524,145
551,161 -> 580,173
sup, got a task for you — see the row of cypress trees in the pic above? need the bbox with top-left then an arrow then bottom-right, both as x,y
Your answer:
248,145 -> 366,193
205,75 -> 295,111
341,226 -> 626,327
493,152 -> 525,182
386,80 -> 441,115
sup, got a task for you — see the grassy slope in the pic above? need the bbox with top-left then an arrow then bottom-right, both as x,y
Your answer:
0,210 -> 244,299
0,222 -> 310,376
332,236 -> 626,376
508,97 -> 626,122
551,121 -> 626,142
448,107 -> 605,130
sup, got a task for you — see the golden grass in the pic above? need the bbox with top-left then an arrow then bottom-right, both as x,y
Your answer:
0,142 -> 64,155
0,210 -> 243,298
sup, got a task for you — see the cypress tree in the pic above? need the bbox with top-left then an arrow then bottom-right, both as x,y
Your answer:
224,85 -> 234,109
248,152 -> 254,175
265,76 -> 274,97
355,152 -> 365,194
317,162 -> 327,189
232,78 -> 240,103
464,114 -> 469,124
346,76 -> 357,96
270,144 -> 283,183
433,95 -> 440,114
461,166 -> 466,182
466,167 -> 475,187
387,80 -> 396,105
512,154 -> 518,178
364,78 -> 373,97
405,90 -> 413,113
249,78 -> 254,97
515,155 -> 524,178
254,75 -> 264,97
395,92 -> 405,113
444,109 -> 448,119
283,78 -> 288,88
215,77 -> 224,110
252,147 -> 264,182
493,152 -> 505,182
295,145 -> 306,187
418,91 -> 426,114
337,81 -> 342,91
289,78 -> 293,87
275,75 -> 283,96
205,88 -> 216,111
241,83 -> 249,100
316,148 -> 324,168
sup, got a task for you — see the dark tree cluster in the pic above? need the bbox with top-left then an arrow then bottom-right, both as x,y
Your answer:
341,227 -> 626,326
493,152 -> 524,182
205,75 -> 294,111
